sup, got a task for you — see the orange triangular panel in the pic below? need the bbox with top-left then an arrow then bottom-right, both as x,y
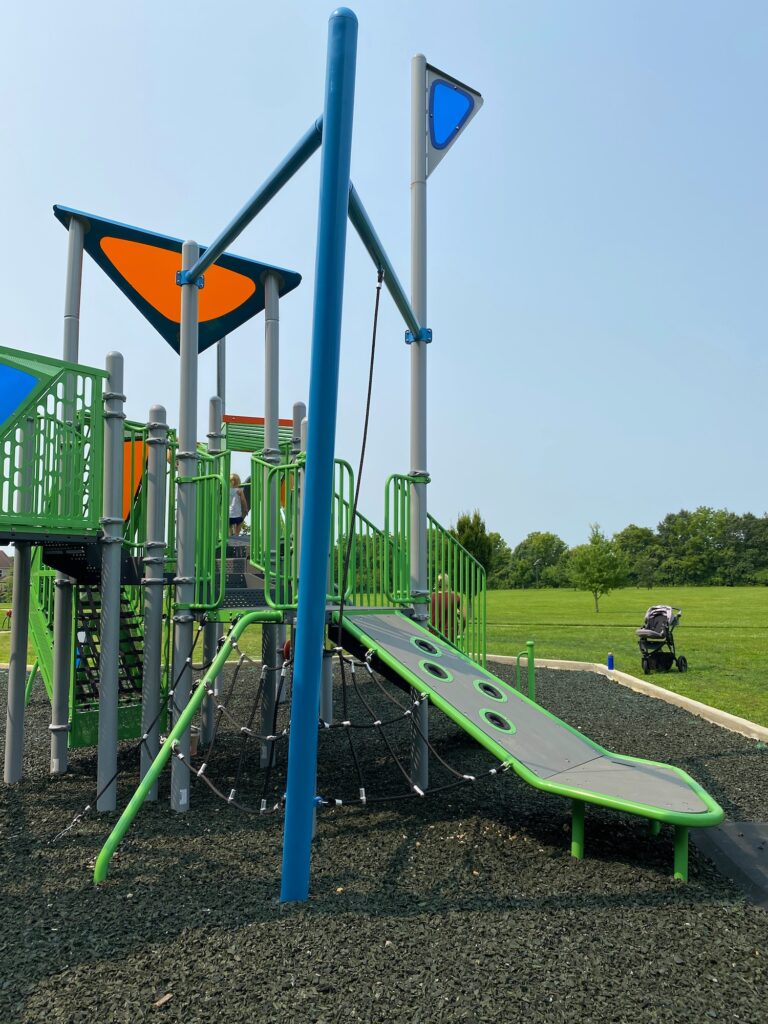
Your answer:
100,238 -> 256,324
53,206 -> 302,354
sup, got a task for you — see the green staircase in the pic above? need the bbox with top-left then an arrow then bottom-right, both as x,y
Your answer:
27,547 -> 162,749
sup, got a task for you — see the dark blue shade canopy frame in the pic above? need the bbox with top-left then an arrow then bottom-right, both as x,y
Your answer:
53,205 -> 302,355
429,80 -> 475,150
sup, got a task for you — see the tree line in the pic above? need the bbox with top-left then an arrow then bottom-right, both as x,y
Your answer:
452,507 -> 768,606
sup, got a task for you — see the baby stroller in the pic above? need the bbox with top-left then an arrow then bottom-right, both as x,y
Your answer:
635,605 -> 687,674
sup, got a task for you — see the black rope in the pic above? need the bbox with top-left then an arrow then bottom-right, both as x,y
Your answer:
331,268 -> 385,794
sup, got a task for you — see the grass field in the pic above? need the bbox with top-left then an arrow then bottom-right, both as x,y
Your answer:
2,585 -> 766,725
487,586 -> 768,726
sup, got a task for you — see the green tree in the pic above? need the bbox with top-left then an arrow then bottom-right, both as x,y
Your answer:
568,523 -> 628,612
509,531 -> 569,588
613,524 -> 660,588
487,531 -> 514,589
451,510 -> 493,573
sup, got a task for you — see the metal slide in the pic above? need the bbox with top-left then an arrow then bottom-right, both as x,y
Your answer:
338,608 -> 724,876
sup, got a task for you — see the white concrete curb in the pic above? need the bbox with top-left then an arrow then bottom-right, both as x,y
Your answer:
488,654 -> 768,743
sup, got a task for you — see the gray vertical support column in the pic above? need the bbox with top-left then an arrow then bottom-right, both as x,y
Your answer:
216,337 -> 226,414
410,52 -> 429,790
96,352 -> 125,812
51,216 -> 85,775
201,396 -> 224,747
4,415 -> 34,784
171,240 -> 200,813
261,273 -> 281,766
140,405 -> 169,800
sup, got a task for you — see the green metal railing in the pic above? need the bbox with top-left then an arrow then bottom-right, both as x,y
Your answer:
384,473 -> 412,604
0,347 -> 107,538
384,473 -> 487,661
181,448 -> 230,611
428,513 -> 486,665
27,548 -> 57,699
328,459 -> 355,603
347,509 -> 392,606
250,454 -> 355,611
250,454 -> 301,609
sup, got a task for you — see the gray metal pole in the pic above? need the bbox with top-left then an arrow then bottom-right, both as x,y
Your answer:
261,273 -> 280,767
410,53 -> 429,789
171,240 -> 200,813
201,396 -> 224,747
216,338 -> 226,414
4,413 -> 34,784
51,216 -> 85,776
292,402 -> 306,459
140,405 -> 169,800
96,352 -> 125,812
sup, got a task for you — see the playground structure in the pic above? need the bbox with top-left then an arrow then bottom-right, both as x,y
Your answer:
1,9 -> 723,902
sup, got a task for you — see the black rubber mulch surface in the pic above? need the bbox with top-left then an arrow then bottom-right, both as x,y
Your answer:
2,658 -> 768,1024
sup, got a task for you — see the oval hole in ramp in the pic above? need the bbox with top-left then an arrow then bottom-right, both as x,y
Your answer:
411,636 -> 442,657
481,709 -> 516,734
419,660 -> 453,683
473,679 -> 507,703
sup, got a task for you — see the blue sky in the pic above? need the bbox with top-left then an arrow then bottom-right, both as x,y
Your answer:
2,1 -> 766,547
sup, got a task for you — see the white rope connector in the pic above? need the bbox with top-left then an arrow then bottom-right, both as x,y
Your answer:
196,763 -> 207,777
412,785 -> 425,797
260,799 -> 267,814
462,774 -> 476,782
359,787 -> 366,805
228,789 -> 236,804
341,720 -> 352,728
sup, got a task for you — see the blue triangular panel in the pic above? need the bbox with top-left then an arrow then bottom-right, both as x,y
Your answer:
0,365 -> 39,430
424,63 -> 483,178
430,81 -> 474,150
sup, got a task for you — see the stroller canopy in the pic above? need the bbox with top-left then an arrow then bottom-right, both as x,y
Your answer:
636,605 -> 678,639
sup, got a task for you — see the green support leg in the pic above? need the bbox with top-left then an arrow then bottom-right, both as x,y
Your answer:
24,660 -> 39,707
674,825 -> 689,882
648,818 -> 661,837
571,799 -> 585,860
526,640 -> 535,702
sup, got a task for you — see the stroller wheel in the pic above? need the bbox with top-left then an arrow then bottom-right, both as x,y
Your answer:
677,656 -> 688,673
641,656 -> 651,675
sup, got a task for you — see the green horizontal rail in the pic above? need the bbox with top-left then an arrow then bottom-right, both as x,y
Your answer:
93,608 -> 283,883
223,419 -> 294,458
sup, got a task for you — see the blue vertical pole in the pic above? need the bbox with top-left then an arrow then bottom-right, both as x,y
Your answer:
280,6 -> 358,903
